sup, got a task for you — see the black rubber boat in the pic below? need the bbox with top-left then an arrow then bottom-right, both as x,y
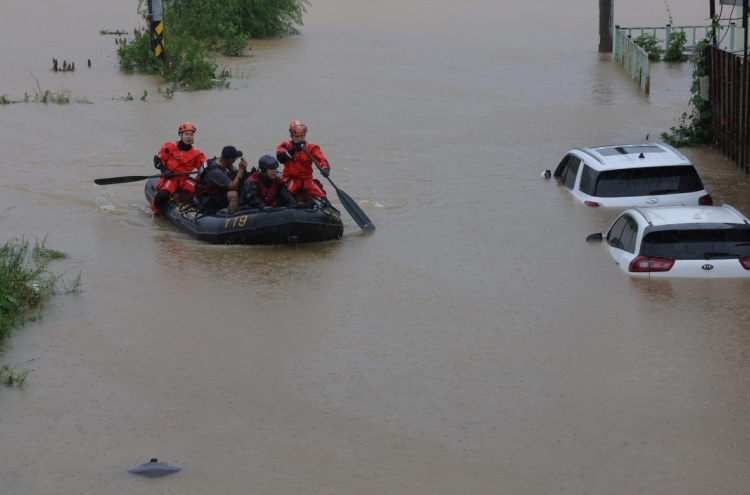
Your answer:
144,178 -> 344,244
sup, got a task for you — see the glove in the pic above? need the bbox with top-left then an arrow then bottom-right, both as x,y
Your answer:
321,167 -> 330,178
153,155 -> 165,170
293,141 -> 305,151
163,170 -> 174,179
277,150 -> 293,163
262,206 -> 273,213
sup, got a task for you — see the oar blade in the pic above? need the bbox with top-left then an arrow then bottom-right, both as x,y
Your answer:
94,175 -> 152,185
334,187 -> 375,231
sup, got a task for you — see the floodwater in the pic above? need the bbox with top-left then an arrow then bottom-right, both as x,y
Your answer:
2,0 -> 750,493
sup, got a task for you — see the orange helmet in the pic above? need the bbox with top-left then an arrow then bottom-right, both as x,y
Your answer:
178,122 -> 196,134
289,120 -> 307,137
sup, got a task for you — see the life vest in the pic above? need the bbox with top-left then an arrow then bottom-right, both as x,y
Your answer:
276,141 -> 329,181
194,158 -> 230,198
158,141 -> 205,176
246,171 -> 283,206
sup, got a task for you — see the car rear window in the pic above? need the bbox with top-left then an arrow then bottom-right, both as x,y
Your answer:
591,166 -> 703,198
641,226 -> 750,260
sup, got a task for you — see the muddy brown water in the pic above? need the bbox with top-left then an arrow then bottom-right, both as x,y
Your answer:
2,0 -> 750,493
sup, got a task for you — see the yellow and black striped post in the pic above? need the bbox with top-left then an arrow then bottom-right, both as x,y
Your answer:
148,0 -> 165,61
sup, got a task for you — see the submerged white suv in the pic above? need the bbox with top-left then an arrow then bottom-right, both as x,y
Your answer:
544,143 -> 712,207
587,205 -> 750,278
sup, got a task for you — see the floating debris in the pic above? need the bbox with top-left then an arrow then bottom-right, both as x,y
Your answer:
88,59 -> 91,68
127,458 -> 182,477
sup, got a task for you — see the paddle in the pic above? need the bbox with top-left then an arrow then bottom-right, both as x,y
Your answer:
94,171 -> 197,185
301,145 -> 375,231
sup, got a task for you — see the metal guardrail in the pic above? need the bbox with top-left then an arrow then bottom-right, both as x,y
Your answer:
620,25 -> 718,50
614,28 -> 651,93
614,24 -> 716,94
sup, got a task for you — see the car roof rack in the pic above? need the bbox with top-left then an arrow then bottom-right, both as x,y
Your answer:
572,148 -> 604,164
631,207 -> 653,226
721,204 -> 750,224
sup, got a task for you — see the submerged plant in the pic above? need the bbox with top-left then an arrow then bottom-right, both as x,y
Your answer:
118,0 -> 308,89
634,33 -> 664,61
0,234 -> 80,385
664,30 -> 687,62
0,365 -> 30,387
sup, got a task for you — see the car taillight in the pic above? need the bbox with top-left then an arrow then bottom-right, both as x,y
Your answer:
584,201 -> 600,207
699,194 -> 713,205
740,257 -> 750,270
629,256 -> 675,273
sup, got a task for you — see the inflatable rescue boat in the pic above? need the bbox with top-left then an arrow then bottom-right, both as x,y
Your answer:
144,178 -> 344,245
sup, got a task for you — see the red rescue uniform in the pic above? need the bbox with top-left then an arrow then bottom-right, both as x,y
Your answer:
151,141 -> 206,212
276,140 -> 329,200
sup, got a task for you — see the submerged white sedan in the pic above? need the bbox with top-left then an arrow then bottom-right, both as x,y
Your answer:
587,205 -> 750,277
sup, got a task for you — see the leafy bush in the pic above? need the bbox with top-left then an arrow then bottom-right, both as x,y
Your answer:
634,33 -> 664,61
118,28 -> 219,90
664,30 -> 687,62
0,237 -> 66,344
119,0 -> 311,88
0,235 -> 79,387
661,40 -> 711,146
156,0 -> 309,43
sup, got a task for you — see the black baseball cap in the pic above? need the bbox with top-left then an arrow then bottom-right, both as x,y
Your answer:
221,146 -> 243,159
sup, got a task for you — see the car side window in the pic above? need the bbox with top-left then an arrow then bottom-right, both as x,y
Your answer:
562,157 -> 581,190
618,215 -> 639,253
607,216 -> 629,250
553,155 -> 572,178
578,164 -> 597,195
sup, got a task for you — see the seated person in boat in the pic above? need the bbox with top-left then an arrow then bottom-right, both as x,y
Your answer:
241,155 -> 297,211
276,119 -> 331,205
151,122 -> 206,214
194,146 -> 248,214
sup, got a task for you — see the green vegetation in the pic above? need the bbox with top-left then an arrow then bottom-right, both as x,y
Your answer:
1,364 -> 29,387
100,29 -> 129,35
0,234 -> 81,387
118,0 -> 309,89
118,30 -> 222,90
661,40 -> 711,146
634,33 -> 664,61
664,30 -> 687,62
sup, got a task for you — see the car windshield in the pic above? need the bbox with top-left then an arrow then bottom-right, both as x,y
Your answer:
641,226 -> 750,260
591,166 -> 703,198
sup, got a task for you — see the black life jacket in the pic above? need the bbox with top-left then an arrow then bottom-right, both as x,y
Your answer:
194,158 -> 230,198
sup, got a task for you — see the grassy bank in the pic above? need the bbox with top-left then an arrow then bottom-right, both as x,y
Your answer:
118,0 -> 309,90
0,236 -> 80,386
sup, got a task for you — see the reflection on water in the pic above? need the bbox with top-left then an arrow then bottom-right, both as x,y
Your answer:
2,0 -> 750,493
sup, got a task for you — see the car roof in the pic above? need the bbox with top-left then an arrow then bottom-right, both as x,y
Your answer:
572,143 -> 692,170
626,205 -> 750,226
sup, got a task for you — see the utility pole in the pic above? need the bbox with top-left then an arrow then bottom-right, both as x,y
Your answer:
710,0 -> 716,46
148,0 -> 165,61
599,0 -> 614,52
744,0 -> 748,59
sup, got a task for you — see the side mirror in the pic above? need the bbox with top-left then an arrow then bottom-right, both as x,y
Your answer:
541,170 -> 551,178
586,233 -> 603,242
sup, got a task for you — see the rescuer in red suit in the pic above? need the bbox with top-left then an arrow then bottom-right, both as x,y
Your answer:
276,120 -> 331,205
241,155 -> 296,211
151,122 -> 206,213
